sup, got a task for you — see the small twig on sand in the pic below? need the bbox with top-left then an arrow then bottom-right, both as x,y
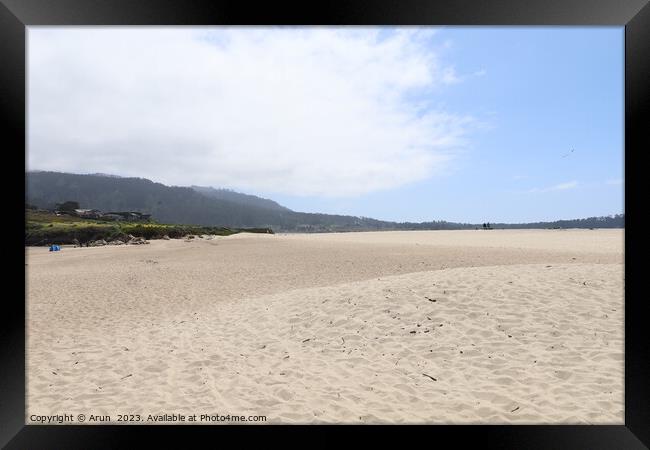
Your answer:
510,406 -> 520,413
422,373 -> 437,381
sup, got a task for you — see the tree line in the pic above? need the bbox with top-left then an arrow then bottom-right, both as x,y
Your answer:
26,171 -> 624,231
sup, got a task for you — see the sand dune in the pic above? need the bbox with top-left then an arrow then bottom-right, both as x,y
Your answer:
26,230 -> 624,424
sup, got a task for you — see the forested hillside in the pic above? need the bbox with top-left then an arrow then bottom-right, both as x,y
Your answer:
26,172 -> 624,231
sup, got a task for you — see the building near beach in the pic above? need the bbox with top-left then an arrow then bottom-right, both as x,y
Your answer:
73,209 -> 102,219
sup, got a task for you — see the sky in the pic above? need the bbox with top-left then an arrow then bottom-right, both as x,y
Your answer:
27,27 -> 624,223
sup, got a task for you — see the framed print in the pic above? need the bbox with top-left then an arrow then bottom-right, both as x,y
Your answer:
2,0 -> 648,447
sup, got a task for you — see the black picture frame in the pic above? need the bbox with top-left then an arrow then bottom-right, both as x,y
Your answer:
2,0 -> 647,447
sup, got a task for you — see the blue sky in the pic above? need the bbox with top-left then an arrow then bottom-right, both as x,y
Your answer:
271,27 -> 624,223
29,27 -> 623,223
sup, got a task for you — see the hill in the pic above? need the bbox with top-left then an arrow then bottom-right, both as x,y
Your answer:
191,186 -> 289,212
26,171 -> 624,231
26,171 -> 395,231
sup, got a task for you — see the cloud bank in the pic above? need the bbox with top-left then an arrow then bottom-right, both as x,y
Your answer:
28,27 -> 474,197
528,181 -> 579,193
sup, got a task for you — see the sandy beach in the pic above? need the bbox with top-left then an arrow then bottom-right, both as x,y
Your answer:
26,229 -> 624,424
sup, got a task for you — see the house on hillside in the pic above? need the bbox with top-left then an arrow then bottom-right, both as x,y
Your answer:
73,209 -> 102,219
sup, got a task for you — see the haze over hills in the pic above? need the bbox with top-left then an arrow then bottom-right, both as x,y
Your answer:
26,171 -> 624,232
191,185 -> 290,212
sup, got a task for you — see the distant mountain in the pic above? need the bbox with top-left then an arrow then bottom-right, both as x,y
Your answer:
191,185 -> 289,212
26,171 -> 295,229
87,172 -> 123,178
25,171 -> 624,231
25,171 -> 384,231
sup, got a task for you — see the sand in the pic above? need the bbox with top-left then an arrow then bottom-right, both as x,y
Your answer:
26,229 -> 624,424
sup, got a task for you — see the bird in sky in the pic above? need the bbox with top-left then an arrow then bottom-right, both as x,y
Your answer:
562,148 -> 575,158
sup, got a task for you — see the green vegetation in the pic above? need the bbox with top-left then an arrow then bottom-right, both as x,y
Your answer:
27,172 -> 625,233
25,210 -> 273,246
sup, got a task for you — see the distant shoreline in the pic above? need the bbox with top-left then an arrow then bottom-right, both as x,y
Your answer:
26,171 -> 625,234
275,227 -> 625,236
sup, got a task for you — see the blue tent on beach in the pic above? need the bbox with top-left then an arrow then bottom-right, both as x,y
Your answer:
49,244 -> 60,252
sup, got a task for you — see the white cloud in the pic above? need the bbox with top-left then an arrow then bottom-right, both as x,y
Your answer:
440,66 -> 461,84
552,181 -> 579,190
439,66 -> 485,85
28,27 -> 476,197
528,180 -> 578,193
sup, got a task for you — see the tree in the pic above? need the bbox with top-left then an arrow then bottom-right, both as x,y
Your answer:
55,201 -> 80,212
